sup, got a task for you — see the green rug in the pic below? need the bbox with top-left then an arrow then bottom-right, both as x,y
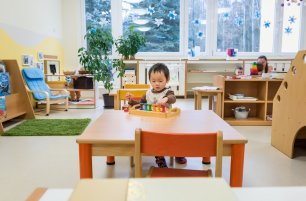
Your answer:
3,119 -> 91,136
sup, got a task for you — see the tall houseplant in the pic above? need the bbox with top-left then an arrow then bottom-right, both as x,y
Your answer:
78,27 -> 125,107
115,26 -> 146,59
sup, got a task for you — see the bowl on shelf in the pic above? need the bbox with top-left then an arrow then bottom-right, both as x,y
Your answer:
232,106 -> 250,120
63,70 -> 76,75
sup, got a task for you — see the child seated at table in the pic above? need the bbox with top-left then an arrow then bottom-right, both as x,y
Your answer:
126,63 -> 187,167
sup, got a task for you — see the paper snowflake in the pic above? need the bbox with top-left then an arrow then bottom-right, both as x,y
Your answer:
223,12 -> 230,20
168,10 -> 177,20
234,17 -> 243,27
154,18 -> 164,27
99,18 -> 109,27
264,20 -> 271,28
148,6 -> 155,15
197,31 -> 204,39
193,19 -> 200,25
255,10 -> 261,19
288,16 -> 296,24
284,26 -> 292,34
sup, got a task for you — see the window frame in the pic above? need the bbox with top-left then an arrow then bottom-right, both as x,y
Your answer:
81,0 -> 305,59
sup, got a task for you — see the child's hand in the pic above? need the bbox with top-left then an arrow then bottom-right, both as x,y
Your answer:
125,92 -> 134,102
157,97 -> 168,104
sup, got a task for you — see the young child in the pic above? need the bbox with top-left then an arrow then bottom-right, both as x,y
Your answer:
126,63 -> 187,168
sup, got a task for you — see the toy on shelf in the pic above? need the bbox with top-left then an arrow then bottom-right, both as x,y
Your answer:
127,103 -> 181,118
250,62 -> 258,75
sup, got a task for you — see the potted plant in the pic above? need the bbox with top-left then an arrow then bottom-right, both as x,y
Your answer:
78,26 -> 125,108
115,25 -> 146,60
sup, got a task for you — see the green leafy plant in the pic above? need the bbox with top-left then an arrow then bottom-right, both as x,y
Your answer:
115,25 -> 146,59
78,27 -> 125,92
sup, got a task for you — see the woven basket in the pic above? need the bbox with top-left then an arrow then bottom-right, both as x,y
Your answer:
63,70 -> 76,75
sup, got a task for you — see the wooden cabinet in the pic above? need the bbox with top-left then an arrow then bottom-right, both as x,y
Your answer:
186,60 -> 243,96
214,75 -> 282,126
0,60 -> 35,134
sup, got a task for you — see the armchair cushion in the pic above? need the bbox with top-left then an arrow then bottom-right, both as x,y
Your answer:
22,68 -> 68,101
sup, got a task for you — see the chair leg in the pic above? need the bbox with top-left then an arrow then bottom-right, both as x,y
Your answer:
202,157 -> 211,164
170,156 -> 174,166
130,156 -> 134,167
65,98 -> 69,111
46,103 -> 50,116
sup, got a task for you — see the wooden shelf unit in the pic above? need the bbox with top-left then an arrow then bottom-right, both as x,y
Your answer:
214,75 -> 282,126
0,60 -> 35,134
46,74 -> 100,108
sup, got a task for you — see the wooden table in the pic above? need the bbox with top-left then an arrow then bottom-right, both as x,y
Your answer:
193,89 -> 223,117
76,110 -> 247,187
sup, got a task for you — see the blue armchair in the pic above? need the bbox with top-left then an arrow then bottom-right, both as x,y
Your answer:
22,68 -> 69,115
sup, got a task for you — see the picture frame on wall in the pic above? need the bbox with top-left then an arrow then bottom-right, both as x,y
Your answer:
44,60 -> 60,81
22,55 -> 30,66
36,62 -> 44,72
38,52 -> 44,61
28,55 -> 34,66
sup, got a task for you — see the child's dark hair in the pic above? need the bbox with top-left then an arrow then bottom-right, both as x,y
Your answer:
258,55 -> 269,73
148,63 -> 170,81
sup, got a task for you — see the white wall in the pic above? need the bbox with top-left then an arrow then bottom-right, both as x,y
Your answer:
0,0 -> 62,39
62,0 -> 84,70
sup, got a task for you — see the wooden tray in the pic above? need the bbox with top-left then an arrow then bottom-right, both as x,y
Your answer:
128,106 -> 181,118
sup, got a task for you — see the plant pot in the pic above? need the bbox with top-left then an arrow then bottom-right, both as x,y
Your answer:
130,55 -> 135,60
103,93 -> 114,109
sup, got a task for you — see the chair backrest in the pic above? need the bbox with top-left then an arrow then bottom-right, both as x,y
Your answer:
116,89 -> 148,109
135,128 -> 223,177
22,68 -> 52,101
124,84 -> 150,89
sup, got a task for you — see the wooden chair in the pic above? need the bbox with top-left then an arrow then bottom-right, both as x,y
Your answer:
22,68 -> 69,116
116,89 -> 148,110
134,128 -> 223,178
124,84 -> 150,89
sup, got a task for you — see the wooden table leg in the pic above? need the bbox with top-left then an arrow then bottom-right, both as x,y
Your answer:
194,91 -> 198,110
107,156 -> 115,165
230,144 -> 245,187
79,144 -> 92,178
216,93 -> 222,117
208,96 -> 213,110
197,92 -> 202,110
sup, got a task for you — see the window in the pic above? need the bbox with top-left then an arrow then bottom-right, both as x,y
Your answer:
122,0 -> 180,52
84,0 -> 305,56
281,2 -> 303,53
216,0 -> 274,53
85,0 -> 111,30
188,0 -> 207,53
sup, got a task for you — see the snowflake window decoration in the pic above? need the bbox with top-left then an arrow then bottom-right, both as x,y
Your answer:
193,19 -> 200,25
255,10 -> 261,19
99,18 -> 109,27
234,17 -> 243,27
154,18 -> 164,27
288,16 -> 296,24
284,26 -> 293,34
223,12 -> 230,20
263,20 -> 271,28
197,31 -> 204,39
168,10 -> 177,20
148,6 -> 155,15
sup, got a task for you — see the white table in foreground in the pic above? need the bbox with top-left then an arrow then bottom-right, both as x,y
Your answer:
26,179 -> 306,201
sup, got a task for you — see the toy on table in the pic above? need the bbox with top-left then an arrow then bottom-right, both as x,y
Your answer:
128,103 -> 180,118
250,62 -> 258,75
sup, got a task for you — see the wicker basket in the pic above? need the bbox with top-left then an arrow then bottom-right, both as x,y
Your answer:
63,70 -> 76,75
